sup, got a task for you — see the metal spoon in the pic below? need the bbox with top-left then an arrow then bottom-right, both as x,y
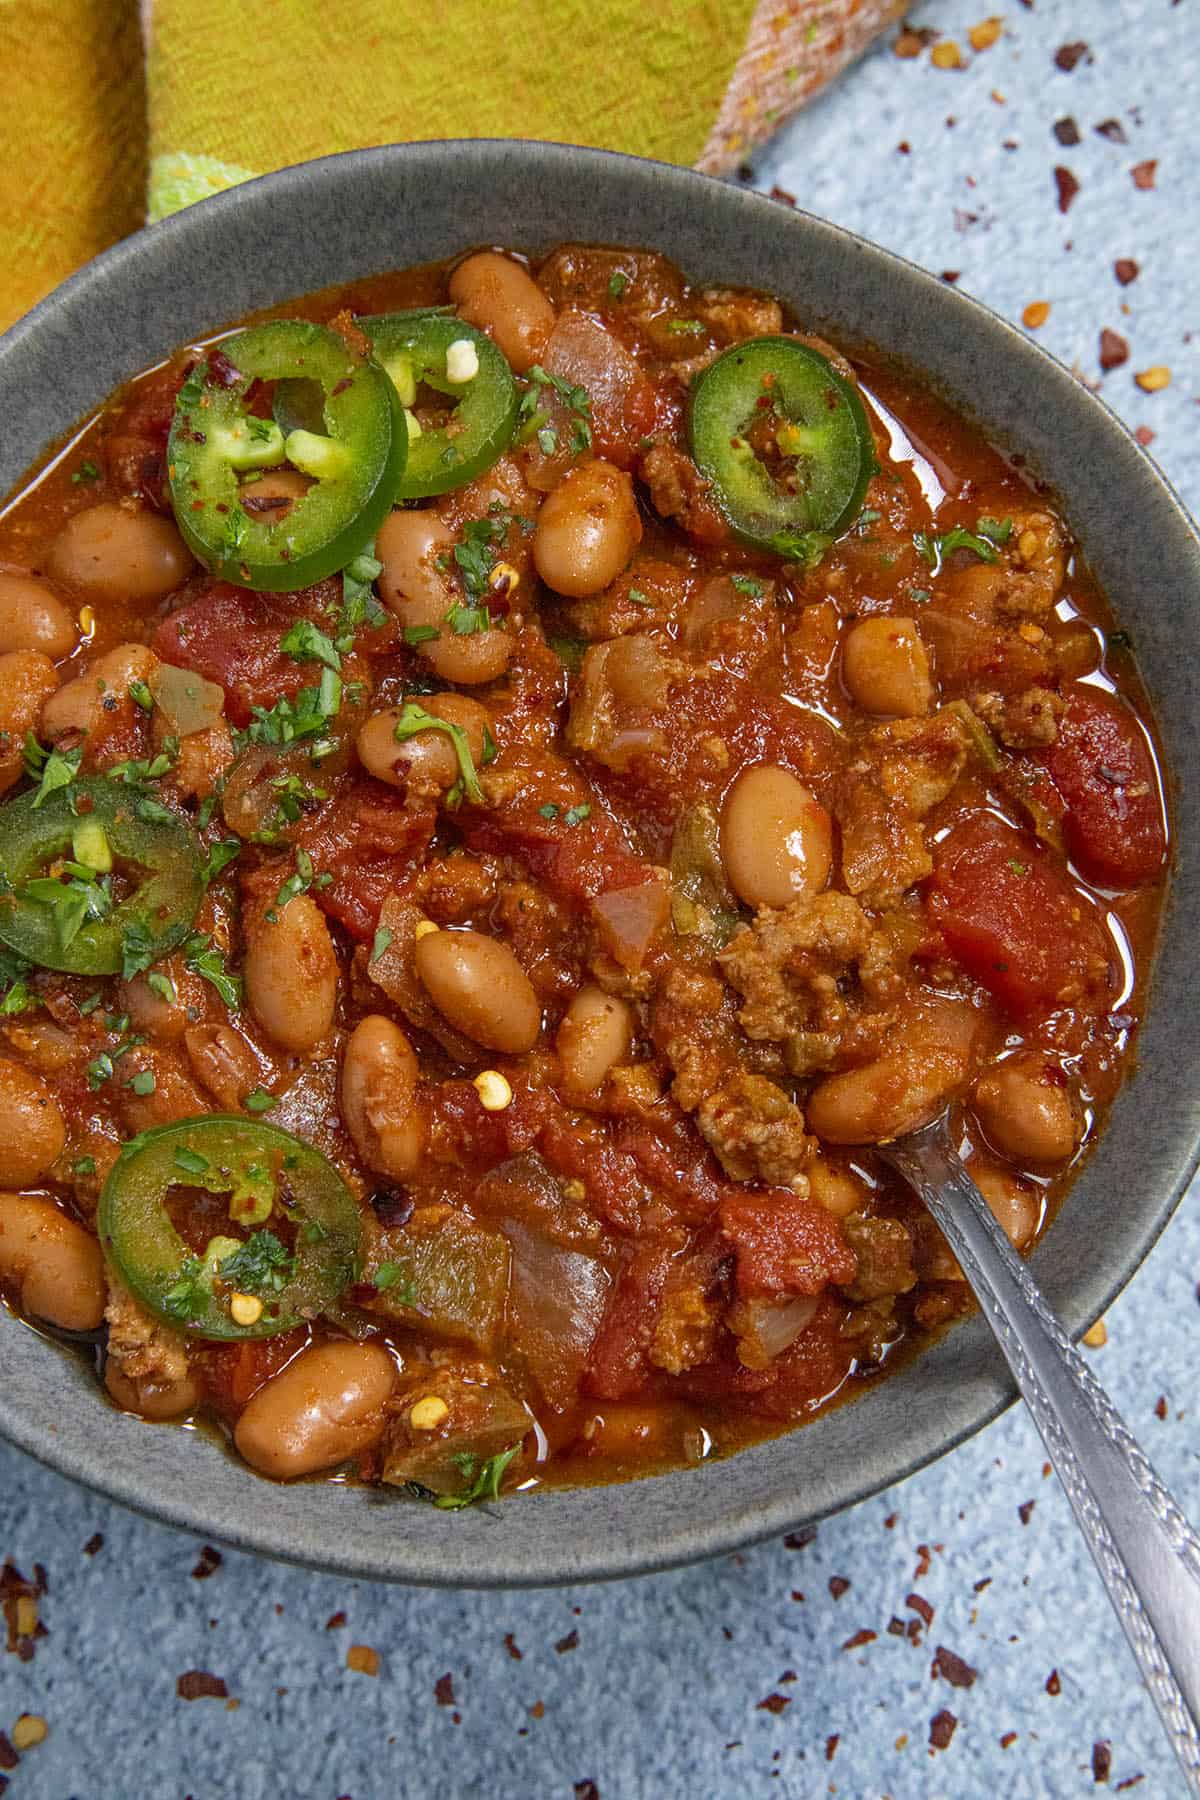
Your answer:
880,1114 -> 1200,1792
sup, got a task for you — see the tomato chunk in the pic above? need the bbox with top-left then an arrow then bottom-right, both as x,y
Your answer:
928,812 -> 1116,1019
1041,686 -> 1167,889
719,1192 -> 855,1299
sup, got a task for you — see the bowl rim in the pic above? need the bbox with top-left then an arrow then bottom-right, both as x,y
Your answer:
1,137 -> 1197,1587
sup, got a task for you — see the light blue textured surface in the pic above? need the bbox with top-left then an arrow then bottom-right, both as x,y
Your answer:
2,3 -> 1198,1795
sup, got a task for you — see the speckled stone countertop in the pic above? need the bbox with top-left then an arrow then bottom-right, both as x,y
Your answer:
1,4 -> 1197,1796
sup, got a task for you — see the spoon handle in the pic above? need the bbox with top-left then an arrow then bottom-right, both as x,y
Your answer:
884,1125 -> 1200,1790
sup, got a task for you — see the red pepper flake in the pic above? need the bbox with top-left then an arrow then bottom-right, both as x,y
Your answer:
779,1669 -> 797,1684
790,1591 -> 805,1602
906,1618 -> 924,1645
1095,118 -> 1128,144
176,1670 -> 228,1701
828,1576 -> 850,1600
1054,42 -> 1090,71
914,1544 -> 933,1579
842,1628 -> 878,1651
206,347 -> 242,389
1099,329 -> 1130,370
1131,161 -> 1157,190
503,1633 -> 523,1661
529,1701 -> 545,1720
784,1529 -> 816,1551
884,1512 -> 899,1529
825,1734 -> 840,1762
1093,1740 -> 1113,1783
574,1784 -> 600,1800
1000,1730 -> 1018,1748
974,1577 -> 993,1593
887,1617 -> 907,1637
769,186 -> 797,208
1114,258 -> 1140,285
555,1629 -> 579,1654
82,1534 -> 104,1557
1053,118 -> 1081,146
932,1645 -> 978,1689
1046,1668 -> 1062,1696
1134,426 -> 1156,447
1154,1395 -> 1168,1420
1115,1777 -> 1145,1791
907,1593 -> 935,1627
1054,167 -> 1081,213
941,271 -> 962,285
325,1611 -> 347,1630
757,1693 -> 791,1715
1018,1499 -> 1036,1525
0,1736 -> 15,1773
434,1673 -> 456,1707
929,1709 -> 958,1751
0,1561 -> 46,1661
190,1546 -> 223,1580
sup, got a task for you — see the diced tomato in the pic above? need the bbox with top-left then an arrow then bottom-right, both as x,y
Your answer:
196,1328 -> 309,1420
295,781 -> 435,941
154,581 -> 318,726
927,811 -> 1116,1019
153,578 -> 396,727
461,799 -> 653,905
719,1192 -> 855,1299
1041,686 -> 1167,889
584,1242 -> 674,1400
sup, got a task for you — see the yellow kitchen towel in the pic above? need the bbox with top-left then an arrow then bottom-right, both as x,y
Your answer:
0,0 -> 902,334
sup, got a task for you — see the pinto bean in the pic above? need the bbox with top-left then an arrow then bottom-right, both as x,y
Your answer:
41,642 -> 158,742
972,1164 -> 1042,1250
340,1015 -> 427,1180
720,765 -> 833,909
556,986 -> 634,1094
414,928 -> 541,1054
448,251 -> 555,374
0,1059 -> 66,1186
533,460 -> 642,597
105,1360 -> 202,1420
0,652 -> 58,793
0,1193 -> 105,1331
45,502 -> 192,603
120,960 -> 205,1044
806,1000 -> 978,1144
233,1340 -> 396,1479
808,1160 -> 869,1219
842,617 -> 933,717
375,509 -> 512,685
0,572 -> 77,658
244,894 -> 338,1053
971,1053 -> 1082,1166
357,694 -> 491,794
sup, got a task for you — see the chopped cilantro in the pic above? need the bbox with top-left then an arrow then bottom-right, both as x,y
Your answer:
201,837 -> 241,883
238,679 -> 341,758
280,617 -> 342,673
607,271 -> 628,300
539,803 -> 560,820
72,1156 -> 96,1177
372,1262 -> 417,1304
520,366 -> 592,455
914,524 -> 1001,571
120,921 -> 155,981
184,933 -> 242,1010
730,574 -> 766,598
1007,859 -> 1029,876
71,459 -> 101,484
370,926 -> 392,964
444,601 -> 492,637
434,1444 -> 520,1510
218,1230 -> 294,1298
547,635 -> 586,673
665,318 -> 705,335
243,1087 -> 277,1114
564,803 -> 591,827
976,516 -> 1013,545
24,871 -> 111,952
147,971 -> 177,1004
0,947 -> 36,1017
128,679 -> 154,712
910,588 -> 932,605
403,624 -> 440,646
129,1069 -> 156,1096
627,587 -> 652,607
23,736 -> 82,810
480,723 -> 498,766
86,1052 -> 115,1090
162,1256 -> 208,1322
270,846 -> 316,917
392,702 -> 484,804
536,426 -> 559,456
174,1146 -> 210,1177
105,740 -> 179,789
336,543 -> 386,651
452,516 -> 507,602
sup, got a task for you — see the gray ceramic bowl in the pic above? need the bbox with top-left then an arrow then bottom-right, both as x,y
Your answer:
0,141 -> 1196,1587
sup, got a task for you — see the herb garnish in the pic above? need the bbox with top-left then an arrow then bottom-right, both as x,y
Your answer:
434,1445 -> 521,1510
392,702 -> 484,804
